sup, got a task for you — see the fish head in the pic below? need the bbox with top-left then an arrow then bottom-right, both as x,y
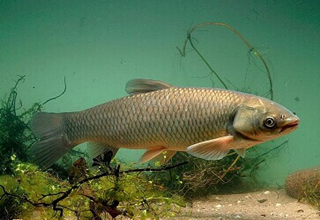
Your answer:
233,96 -> 300,142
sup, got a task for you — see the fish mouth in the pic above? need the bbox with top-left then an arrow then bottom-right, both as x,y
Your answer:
281,120 -> 299,133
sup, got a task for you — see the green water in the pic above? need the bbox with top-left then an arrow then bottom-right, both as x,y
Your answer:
0,0 -> 319,186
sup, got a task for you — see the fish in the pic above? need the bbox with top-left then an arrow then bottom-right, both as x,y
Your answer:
29,79 -> 300,168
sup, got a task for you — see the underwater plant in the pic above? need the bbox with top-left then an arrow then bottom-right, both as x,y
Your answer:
0,76 -> 40,174
0,76 -> 69,175
0,159 -> 185,219
177,22 -> 274,100
147,145 -> 280,199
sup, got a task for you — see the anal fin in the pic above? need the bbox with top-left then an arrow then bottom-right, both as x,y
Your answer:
88,142 -> 118,166
151,150 -> 177,165
139,147 -> 167,163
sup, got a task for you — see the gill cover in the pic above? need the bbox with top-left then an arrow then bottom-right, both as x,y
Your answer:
233,100 -> 265,140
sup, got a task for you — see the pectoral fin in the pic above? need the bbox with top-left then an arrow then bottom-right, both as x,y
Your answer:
139,146 -> 167,163
186,136 -> 234,160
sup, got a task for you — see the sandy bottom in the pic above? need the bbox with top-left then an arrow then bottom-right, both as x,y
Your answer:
32,189 -> 320,220
174,189 -> 320,220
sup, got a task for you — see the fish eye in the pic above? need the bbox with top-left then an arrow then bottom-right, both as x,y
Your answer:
264,117 -> 276,128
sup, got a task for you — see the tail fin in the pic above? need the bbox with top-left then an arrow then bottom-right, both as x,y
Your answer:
29,112 -> 75,169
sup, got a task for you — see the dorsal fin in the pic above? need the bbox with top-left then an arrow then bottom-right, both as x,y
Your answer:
125,79 -> 172,95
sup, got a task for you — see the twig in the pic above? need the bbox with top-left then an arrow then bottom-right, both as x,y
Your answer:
0,184 -> 51,208
215,155 -> 241,184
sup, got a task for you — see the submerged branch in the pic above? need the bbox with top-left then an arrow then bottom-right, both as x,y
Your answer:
215,155 -> 241,184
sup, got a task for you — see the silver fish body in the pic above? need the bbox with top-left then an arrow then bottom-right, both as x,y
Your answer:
30,79 -> 300,168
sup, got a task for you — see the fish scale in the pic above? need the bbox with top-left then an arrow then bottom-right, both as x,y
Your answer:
30,79 -> 299,168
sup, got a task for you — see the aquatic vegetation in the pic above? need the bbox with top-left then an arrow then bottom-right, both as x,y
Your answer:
0,76 -> 40,174
177,22 -> 274,100
0,159 -> 185,219
147,147 -> 276,199
0,162 -> 65,219
0,76 -> 68,175
285,167 -> 320,209
148,143 -> 287,199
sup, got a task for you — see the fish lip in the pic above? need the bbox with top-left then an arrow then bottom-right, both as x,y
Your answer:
281,120 -> 299,132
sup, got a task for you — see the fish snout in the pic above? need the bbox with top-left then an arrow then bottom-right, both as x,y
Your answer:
280,114 -> 300,133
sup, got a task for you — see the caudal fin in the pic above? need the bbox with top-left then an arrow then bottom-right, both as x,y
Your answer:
29,112 -> 75,168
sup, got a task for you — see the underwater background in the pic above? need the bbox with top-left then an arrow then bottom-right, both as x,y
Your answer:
0,0 -> 319,187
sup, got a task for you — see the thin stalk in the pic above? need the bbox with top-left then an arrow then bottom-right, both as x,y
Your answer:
177,22 -> 273,100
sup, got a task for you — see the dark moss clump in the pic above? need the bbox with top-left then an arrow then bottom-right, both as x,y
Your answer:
0,76 -> 40,174
0,76 -> 41,219
0,76 -> 76,177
